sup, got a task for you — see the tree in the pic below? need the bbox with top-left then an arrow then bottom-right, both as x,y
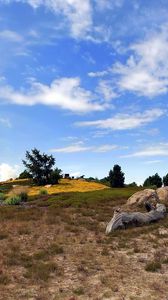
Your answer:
163,174 -> 168,187
50,168 -> 62,184
143,173 -> 162,188
126,182 -> 137,187
109,165 -> 125,188
18,170 -> 33,179
23,148 -> 60,185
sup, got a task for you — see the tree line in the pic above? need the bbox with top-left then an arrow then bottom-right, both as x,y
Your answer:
18,148 -> 168,188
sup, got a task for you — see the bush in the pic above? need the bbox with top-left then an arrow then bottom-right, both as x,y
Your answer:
0,192 -> 5,202
39,189 -> 48,196
19,192 -> 28,202
5,195 -> 22,205
145,261 -> 161,272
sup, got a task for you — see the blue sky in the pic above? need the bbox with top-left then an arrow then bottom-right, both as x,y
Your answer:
0,0 -> 168,184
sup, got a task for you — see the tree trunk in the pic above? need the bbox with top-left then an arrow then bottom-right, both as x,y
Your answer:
106,204 -> 167,233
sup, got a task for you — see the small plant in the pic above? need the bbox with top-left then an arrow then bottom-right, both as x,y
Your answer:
5,195 -> 21,205
24,261 -> 61,281
73,287 -> 85,296
145,261 -> 162,272
0,232 -> 8,240
39,189 -> 48,196
0,273 -> 9,285
0,192 -> 5,202
162,257 -> 168,264
19,192 -> 28,202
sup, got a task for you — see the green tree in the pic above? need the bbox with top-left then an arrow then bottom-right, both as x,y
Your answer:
23,148 -> 59,185
109,165 -> 125,188
163,174 -> 168,186
18,170 -> 33,179
143,173 -> 162,188
50,168 -> 62,184
126,182 -> 137,187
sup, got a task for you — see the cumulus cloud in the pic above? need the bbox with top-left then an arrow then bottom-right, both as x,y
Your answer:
76,108 -> 165,130
0,77 -> 105,113
0,163 -> 20,181
88,27 -> 168,97
1,0 -> 92,38
114,27 -> 168,97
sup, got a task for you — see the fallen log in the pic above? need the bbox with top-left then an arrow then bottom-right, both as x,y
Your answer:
106,204 -> 167,234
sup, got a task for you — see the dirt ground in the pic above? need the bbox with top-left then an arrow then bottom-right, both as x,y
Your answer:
0,191 -> 168,300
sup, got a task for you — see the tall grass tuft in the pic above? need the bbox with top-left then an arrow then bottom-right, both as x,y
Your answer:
5,195 -> 22,205
39,189 -> 48,196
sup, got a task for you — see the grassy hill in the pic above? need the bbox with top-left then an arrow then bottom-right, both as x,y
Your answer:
0,180 -> 168,299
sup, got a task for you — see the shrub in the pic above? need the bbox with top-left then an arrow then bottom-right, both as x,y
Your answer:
39,189 -> 48,196
73,287 -> 85,296
5,195 -> 22,205
0,273 -> 9,285
145,261 -> 161,272
19,192 -> 28,202
0,192 -> 5,202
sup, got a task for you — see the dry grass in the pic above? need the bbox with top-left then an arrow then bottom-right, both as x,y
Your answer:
28,179 -> 109,196
0,184 -> 167,299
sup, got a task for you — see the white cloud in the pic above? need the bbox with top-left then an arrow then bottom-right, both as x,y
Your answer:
0,117 -> 11,127
70,171 -> 81,177
124,143 -> 168,158
94,0 -> 124,10
50,142 -> 123,153
0,163 -> 20,181
50,142 -> 92,153
144,160 -> 162,164
1,0 -> 92,39
94,144 -> 117,152
88,27 -> 168,97
88,70 -> 109,77
113,28 -> 168,97
0,30 -> 23,42
0,77 -> 105,113
76,108 -> 165,130
96,80 -> 117,101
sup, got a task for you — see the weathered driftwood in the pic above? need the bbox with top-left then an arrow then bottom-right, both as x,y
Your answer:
106,204 -> 167,234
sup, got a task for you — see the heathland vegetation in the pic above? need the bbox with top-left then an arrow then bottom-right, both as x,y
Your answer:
0,148 -> 168,299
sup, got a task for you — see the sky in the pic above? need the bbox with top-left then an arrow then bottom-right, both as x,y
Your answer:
0,0 -> 168,184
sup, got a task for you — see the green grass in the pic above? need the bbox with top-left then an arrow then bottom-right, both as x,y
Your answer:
39,188 -> 48,195
5,195 -> 22,205
32,187 -> 141,208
